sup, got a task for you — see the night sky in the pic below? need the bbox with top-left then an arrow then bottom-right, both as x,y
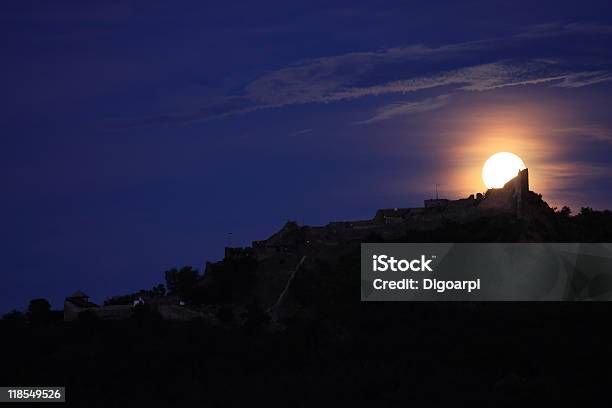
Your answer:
2,1 -> 612,312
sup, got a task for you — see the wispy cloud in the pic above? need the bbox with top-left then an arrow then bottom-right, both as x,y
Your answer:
110,21 -> 612,128
515,21 -> 612,38
553,125 -> 612,143
353,95 -> 450,125
107,96 -> 260,129
288,128 -> 313,137
553,71 -> 612,88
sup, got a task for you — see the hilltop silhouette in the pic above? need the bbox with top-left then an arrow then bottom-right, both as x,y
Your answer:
2,170 -> 612,406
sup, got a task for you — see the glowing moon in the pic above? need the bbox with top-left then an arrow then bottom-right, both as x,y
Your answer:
482,152 -> 526,189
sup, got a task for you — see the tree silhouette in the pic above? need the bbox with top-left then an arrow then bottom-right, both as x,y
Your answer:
559,206 -> 571,218
164,266 -> 200,296
150,283 -> 166,297
27,298 -> 51,323
104,283 -> 167,306
2,310 -> 25,322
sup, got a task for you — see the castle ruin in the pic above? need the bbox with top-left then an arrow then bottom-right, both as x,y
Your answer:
225,168 -> 533,262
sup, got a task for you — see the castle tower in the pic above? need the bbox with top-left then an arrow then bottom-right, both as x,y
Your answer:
478,168 -> 529,218
513,168 -> 529,219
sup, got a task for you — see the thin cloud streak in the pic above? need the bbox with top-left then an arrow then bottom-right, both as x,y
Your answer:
553,71 -> 612,88
515,21 -> 612,38
109,21 -> 612,128
288,128 -> 313,137
553,125 -> 612,143
353,95 -> 450,125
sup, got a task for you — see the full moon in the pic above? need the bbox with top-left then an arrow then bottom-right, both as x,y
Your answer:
482,152 -> 526,189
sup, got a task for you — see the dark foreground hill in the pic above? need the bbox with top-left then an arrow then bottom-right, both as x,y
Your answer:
2,199 -> 612,406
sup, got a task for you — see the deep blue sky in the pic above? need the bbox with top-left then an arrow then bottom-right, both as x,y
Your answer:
2,1 -> 612,312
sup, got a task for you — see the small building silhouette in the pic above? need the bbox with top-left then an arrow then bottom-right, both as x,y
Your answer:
64,291 -> 99,321
64,290 -> 134,322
